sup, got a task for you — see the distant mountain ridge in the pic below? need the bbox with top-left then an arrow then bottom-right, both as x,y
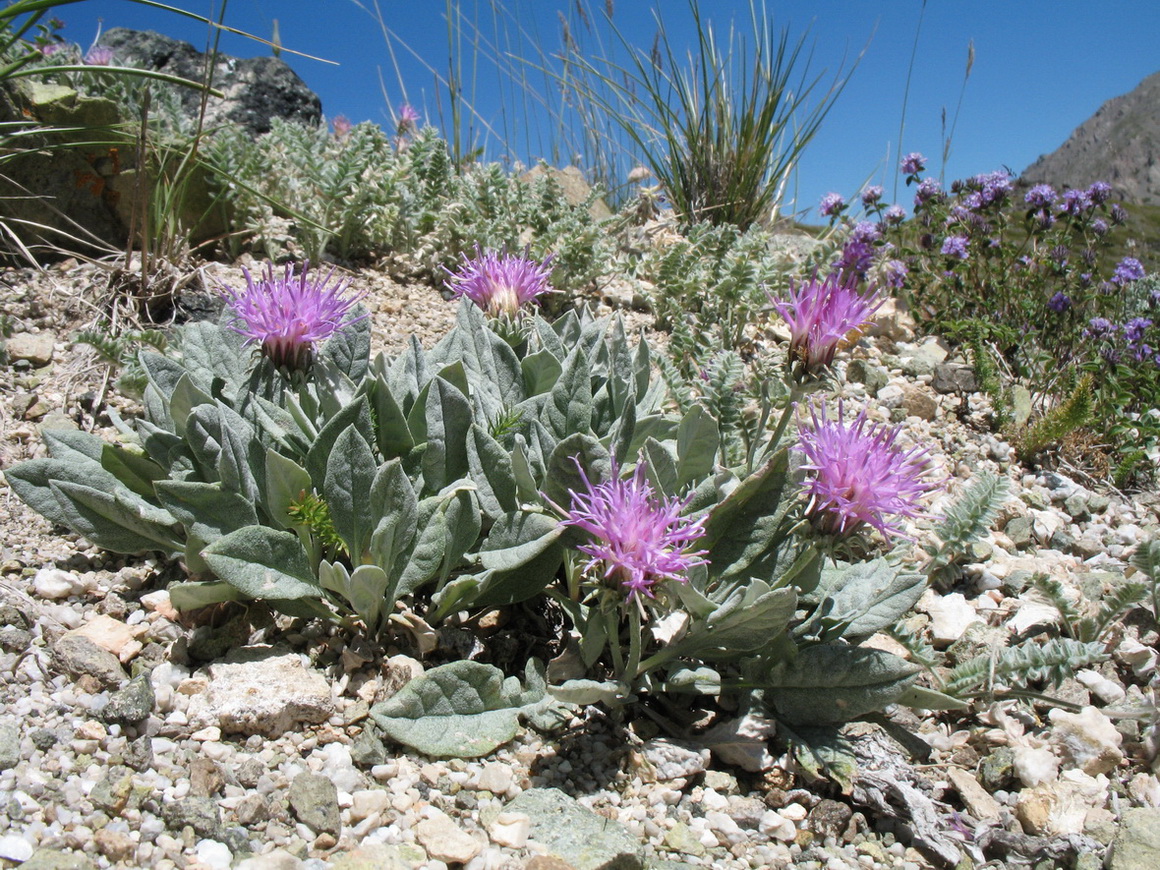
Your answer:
1021,70 -> 1160,206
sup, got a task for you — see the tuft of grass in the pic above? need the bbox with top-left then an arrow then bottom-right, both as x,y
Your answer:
557,0 -> 857,230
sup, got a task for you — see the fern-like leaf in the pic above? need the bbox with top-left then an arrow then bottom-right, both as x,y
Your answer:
944,637 -> 1109,698
926,469 -> 1008,581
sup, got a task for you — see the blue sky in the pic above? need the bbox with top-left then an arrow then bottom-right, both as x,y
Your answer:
57,1 -> 1160,220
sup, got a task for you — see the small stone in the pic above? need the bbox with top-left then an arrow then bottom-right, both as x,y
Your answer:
901,384 -> 938,421
327,844 -> 426,870
5,332 -> 56,366
0,723 -> 20,770
489,811 -> 531,849
946,767 -> 1001,820
288,772 -> 341,837
234,794 -> 270,826
52,633 -> 126,686
186,646 -> 334,736
1015,770 -> 1108,837
19,849 -> 95,870
32,567 -> 80,599
1005,517 -> 1034,549
234,849 -> 306,870
1076,669 -> 1127,705
89,766 -> 134,815
161,796 -> 221,838
919,591 -> 982,647
349,726 -> 388,767
1049,706 -> 1123,775
416,807 -> 482,864
94,829 -> 135,862
980,747 -> 1016,790
349,789 -> 390,823
1012,745 -> 1059,788
475,761 -> 514,794
807,799 -> 852,840
190,757 -> 225,797
845,359 -> 888,394
663,821 -> 706,857
702,770 -> 739,795
636,738 -> 708,782
0,834 -> 33,863
235,756 -> 265,788
931,363 -> 977,393
100,672 -> 154,723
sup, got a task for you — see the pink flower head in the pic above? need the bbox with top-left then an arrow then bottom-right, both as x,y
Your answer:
562,459 -> 708,600
332,114 -> 353,138
221,261 -> 366,370
445,246 -> 554,318
397,103 -> 420,132
795,399 -> 939,539
771,272 -> 883,375
83,45 -> 113,66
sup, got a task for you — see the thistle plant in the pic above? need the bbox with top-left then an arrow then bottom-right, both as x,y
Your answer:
7,255 -> 965,748
221,261 -> 367,371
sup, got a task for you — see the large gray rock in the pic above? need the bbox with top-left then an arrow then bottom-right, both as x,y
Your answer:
288,773 -> 341,837
1109,808 -> 1160,870
506,787 -> 644,870
100,28 -> 321,137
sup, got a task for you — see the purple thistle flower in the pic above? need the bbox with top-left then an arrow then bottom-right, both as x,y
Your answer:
884,204 -> 906,224
1047,292 -> 1071,313
83,45 -> 113,66
1087,181 -> 1113,204
819,192 -> 846,218
1112,256 -> 1145,285
221,262 -> 367,370
561,459 -> 708,600
771,272 -> 883,375
1024,184 -> 1057,208
900,152 -> 926,175
941,235 -> 969,260
397,103 -> 420,133
795,400 -> 939,539
331,114 -> 353,137
861,185 -> 884,207
445,246 -> 554,317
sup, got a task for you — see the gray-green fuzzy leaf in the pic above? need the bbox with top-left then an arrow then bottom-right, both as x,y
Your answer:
805,559 -> 927,643
763,646 -> 921,725
202,526 -> 322,600
324,426 -> 378,561
467,424 -> 518,518
154,480 -> 259,544
369,659 -> 546,757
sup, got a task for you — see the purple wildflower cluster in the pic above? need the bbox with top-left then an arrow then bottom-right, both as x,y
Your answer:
445,247 -> 554,318
940,235 -> 969,260
771,272 -> 882,376
819,192 -> 846,219
900,153 -> 927,176
221,262 -> 367,370
1112,257 -> 1146,285
562,460 -> 708,600
795,400 -> 939,539
1084,314 -> 1160,366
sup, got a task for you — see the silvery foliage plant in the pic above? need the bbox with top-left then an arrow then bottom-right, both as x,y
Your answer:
9,253 -> 989,756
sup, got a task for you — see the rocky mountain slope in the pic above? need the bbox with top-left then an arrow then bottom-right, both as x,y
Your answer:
1021,70 -> 1160,206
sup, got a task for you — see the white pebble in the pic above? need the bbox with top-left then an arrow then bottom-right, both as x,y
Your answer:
195,839 -> 232,870
0,834 -> 33,862
32,568 -> 81,600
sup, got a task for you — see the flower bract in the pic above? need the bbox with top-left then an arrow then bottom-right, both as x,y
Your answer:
562,460 -> 708,600
795,400 -> 939,539
445,247 -> 554,318
221,261 -> 366,370
771,271 -> 882,376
